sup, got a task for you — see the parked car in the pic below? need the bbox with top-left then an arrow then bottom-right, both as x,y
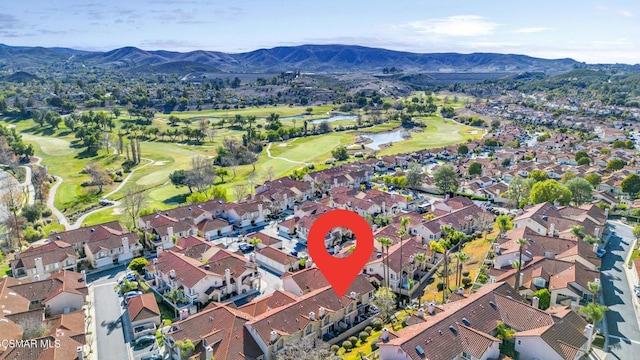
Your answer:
124,291 -> 143,300
238,243 -> 255,253
289,250 -> 298,257
134,335 -> 156,347
596,247 -> 606,258
118,273 -> 137,284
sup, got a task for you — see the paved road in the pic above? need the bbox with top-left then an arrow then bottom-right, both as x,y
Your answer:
601,221 -> 640,359
93,270 -> 130,360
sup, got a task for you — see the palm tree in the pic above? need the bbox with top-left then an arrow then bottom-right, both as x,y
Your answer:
588,281 -> 600,304
165,288 -> 187,319
397,217 -> 410,300
430,238 -> 450,302
512,238 -> 529,290
454,252 -> 470,288
579,302 -> 608,325
376,237 -> 394,288
414,253 -> 427,272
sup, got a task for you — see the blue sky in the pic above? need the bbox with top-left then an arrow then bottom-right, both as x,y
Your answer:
1,0 -> 639,63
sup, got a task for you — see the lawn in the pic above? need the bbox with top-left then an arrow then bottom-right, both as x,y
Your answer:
337,329 -> 382,360
628,249 -> 640,267
421,232 -> 493,304
377,117 -> 483,156
156,104 -> 335,120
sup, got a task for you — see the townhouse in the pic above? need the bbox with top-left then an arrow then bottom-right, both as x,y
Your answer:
11,240 -> 77,280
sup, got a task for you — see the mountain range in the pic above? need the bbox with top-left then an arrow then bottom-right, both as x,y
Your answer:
0,43 -> 583,74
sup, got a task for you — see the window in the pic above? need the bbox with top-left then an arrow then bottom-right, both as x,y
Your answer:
517,340 -> 522,345
462,352 -> 472,360
54,263 -> 59,269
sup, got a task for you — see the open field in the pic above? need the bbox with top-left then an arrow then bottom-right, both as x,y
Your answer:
156,104 -> 335,120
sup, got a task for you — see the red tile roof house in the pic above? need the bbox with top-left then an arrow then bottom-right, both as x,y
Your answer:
141,213 -> 198,250
378,282 -> 594,360
197,218 -> 233,241
11,240 -> 77,280
163,304 -> 263,360
47,221 -> 124,254
227,202 -> 269,228
148,249 -> 257,305
254,246 -> 300,275
127,293 -> 161,339
84,232 -> 142,269
245,275 -> 375,360
7,270 -> 88,316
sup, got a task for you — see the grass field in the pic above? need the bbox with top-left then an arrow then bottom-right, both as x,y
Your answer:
2,94 -> 486,227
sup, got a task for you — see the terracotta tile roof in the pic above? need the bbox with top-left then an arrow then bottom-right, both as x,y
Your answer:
381,282 -> 555,360
8,270 -> 87,304
255,247 -> 298,266
168,305 -> 263,360
11,240 -> 76,270
128,293 -> 160,323
84,232 -> 140,254
279,267 -> 329,292
246,277 -> 374,347
48,223 -> 123,247
206,249 -> 252,278
0,277 -> 30,316
235,290 -> 298,317
250,232 -> 282,246
155,251 -> 210,288
197,218 -> 230,233
458,324 -> 500,359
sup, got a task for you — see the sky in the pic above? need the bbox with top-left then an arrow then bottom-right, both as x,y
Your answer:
2,0 -> 640,64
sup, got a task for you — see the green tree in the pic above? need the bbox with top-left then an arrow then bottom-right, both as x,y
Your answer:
585,173 -> 601,188
376,237 -> 393,287
512,238 -> 529,290
574,151 -> 590,162
577,157 -> 591,166
405,164 -> 422,192
433,165 -> 459,195
530,180 -> 572,205
588,281 -> 600,304
560,171 -> 577,184
633,225 -> 640,240
128,257 -> 149,274
579,302 -> 608,325
495,215 -> 514,237
165,288 -> 187,319
606,159 -> 626,171
532,288 -> 551,310
454,252 -> 470,288
430,235 -> 451,302
175,339 -> 195,359
507,176 -> 534,208
457,144 -> 469,155
566,177 -> 593,205
332,146 -> 348,161
186,191 -> 208,204
621,174 -> 640,196
371,287 -> 396,324
495,321 -> 515,340
468,162 -> 482,177
528,169 -> 548,182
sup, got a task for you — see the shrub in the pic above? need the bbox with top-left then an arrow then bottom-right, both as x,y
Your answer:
437,282 -> 445,291
349,336 -> 358,347
364,326 -> 372,334
371,337 -> 380,351
402,316 -> 409,327
461,277 -> 472,286
331,345 -> 340,354
462,270 -> 470,277
477,272 -> 489,284
342,340 -> 353,351
41,207 -> 52,218
372,317 -> 383,331
359,331 -> 369,342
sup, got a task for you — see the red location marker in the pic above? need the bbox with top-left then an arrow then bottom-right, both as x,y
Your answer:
307,209 -> 374,297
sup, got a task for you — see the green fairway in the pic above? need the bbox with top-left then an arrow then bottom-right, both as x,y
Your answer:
157,105 -> 334,120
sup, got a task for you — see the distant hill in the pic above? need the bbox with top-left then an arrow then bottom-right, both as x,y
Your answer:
0,43 -> 584,74
2,71 -> 40,83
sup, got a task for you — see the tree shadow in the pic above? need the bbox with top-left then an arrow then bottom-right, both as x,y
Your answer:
163,193 -> 188,205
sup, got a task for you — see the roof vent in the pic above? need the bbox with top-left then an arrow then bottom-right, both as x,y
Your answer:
416,345 -> 425,356
56,236 -> 61,240
449,325 -> 457,335
90,228 -> 95,232
489,301 -> 496,309
376,252 -> 382,258
462,318 -> 470,326
204,265 -> 210,270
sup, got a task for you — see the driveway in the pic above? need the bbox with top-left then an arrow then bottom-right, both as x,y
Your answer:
93,270 -> 130,360
601,221 -> 640,359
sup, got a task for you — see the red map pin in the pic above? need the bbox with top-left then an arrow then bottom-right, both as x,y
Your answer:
307,209 -> 374,297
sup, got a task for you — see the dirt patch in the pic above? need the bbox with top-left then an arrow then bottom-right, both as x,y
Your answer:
153,161 -> 168,166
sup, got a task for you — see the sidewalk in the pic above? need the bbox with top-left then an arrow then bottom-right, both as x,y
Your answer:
623,238 -> 640,331
86,283 -> 98,360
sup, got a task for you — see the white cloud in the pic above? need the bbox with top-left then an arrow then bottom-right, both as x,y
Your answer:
396,15 -> 498,37
515,27 -> 551,33
618,10 -> 633,17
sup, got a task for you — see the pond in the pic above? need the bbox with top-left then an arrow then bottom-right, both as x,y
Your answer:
360,129 -> 409,150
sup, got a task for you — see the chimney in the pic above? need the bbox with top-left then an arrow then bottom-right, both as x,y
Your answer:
205,345 -> 213,359
519,272 -> 524,288
145,220 -> 150,229
604,208 -> 609,218
594,227 -> 600,238
258,203 -> 264,216
270,330 -> 278,343
457,287 -> 464,295
77,346 -> 84,360
34,257 -> 45,277
381,328 -> 389,341
372,224 -> 378,232
350,291 -> 357,299
319,307 -> 326,318
157,246 -> 164,257
179,308 -> 189,320
169,269 -> 176,279
548,223 -> 555,236
410,255 -> 415,264
417,308 -> 424,319
167,226 -> 174,240
309,311 -> 315,321
532,296 -> 540,309
428,302 -> 436,315
493,243 -> 501,255
334,245 -> 340,254
584,324 -> 594,345
122,237 -> 130,253
593,242 -> 599,253
81,270 -> 87,283
225,268 -> 232,294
